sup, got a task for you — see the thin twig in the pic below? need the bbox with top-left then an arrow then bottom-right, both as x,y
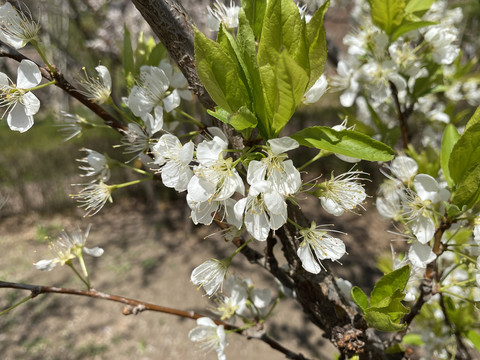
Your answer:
389,81 -> 409,149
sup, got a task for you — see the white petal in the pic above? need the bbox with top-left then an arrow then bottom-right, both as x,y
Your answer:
17,60 -> 42,88
246,160 -> 266,185
414,174 -> 441,202
391,156 -> 418,182
7,103 -> 34,132
187,175 -> 216,202
321,197 -> 345,216
33,259 -> 56,271
22,91 -> 40,115
207,127 -> 229,145
267,137 -> 299,154
95,65 -> 111,90
244,205 -> 270,241
179,142 -> 194,165
83,246 -> 104,257
297,243 -> 321,274
0,72 -> 10,86
304,74 -> 327,104
408,242 -> 436,268
412,215 -> 435,244
163,90 -> 181,112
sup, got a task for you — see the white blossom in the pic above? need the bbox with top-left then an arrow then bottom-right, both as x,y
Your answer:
329,59 -> 360,107
297,222 -> 346,274
77,148 -> 110,182
57,112 -> 88,142
234,181 -> 288,241
159,59 -> 192,101
152,134 -> 194,192
0,59 -> 41,132
0,2 -> 40,49
71,181 -> 112,216
389,155 -> 418,183
188,129 -> 244,203
34,225 -> 103,271
77,65 -> 111,104
127,65 -> 179,118
423,25 -> 460,65
188,317 -> 227,360
207,0 -> 240,31
214,275 -> 248,320
318,170 -> 367,216
191,258 -> 229,297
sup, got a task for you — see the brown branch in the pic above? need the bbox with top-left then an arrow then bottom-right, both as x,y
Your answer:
389,81 -> 409,150
0,280 -> 312,360
0,40 -> 126,133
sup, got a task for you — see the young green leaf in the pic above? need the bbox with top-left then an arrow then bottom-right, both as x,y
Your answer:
465,106 -> 480,131
194,28 -> 250,113
449,122 -> 480,186
305,0 -> 329,89
257,0 -> 309,73
367,0 -> 405,36
351,286 -> 369,312
451,163 -> 480,210
391,20 -> 436,41
404,0 -> 434,16
364,311 -> 407,332
271,50 -> 309,136
241,0 -> 267,40
441,124 -> 460,188
467,330 -> 480,351
370,265 -> 410,307
123,26 -> 135,87
146,42 -> 167,66
290,126 -> 395,161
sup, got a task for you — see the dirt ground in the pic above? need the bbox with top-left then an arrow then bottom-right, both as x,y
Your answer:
0,190 -> 392,360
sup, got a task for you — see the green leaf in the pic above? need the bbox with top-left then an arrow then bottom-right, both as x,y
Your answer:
449,122 -> 480,186
123,26 -> 135,87
444,202 -> 462,220
228,106 -> 258,130
194,28 -> 250,113
305,0 -> 329,89
391,20 -> 436,41
405,0 -> 434,15
402,333 -> 424,346
441,124 -> 460,188
216,24 -> 254,106
370,265 -> 410,307
241,0 -> 267,40
364,311 -> 407,332
257,0 -> 309,72
367,0 -> 405,36
290,126 -> 395,161
465,106 -> 480,131
237,10 -> 268,137
467,330 -> 480,351
351,286 -> 369,312
271,51 -> 309,136
146,42 -> 166,66
451,163 -> 480,210
385,343 -> 405,354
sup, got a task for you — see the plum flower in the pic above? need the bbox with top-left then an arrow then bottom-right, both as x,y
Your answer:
247,137 -> 301,197
234,181 -> 288,241
316,170 -> 368,216
152,133 -> 194,192
297,222 -> 346,274
207,0 -> 240,31
188,317 -> 227,360
188,128 -> 244,203
403,174 -> 450,244
71,181 -> 113,216
0,2 -> 40,49
77,148 -> 110,182
34,225 -> 103,271
191,258 -> 230,296
0,59 -> 41,132
77,65 -> 111,104
127,65 -> 179,118
214,275 -> 248,320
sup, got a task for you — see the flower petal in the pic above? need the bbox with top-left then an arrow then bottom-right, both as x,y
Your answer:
17,60 -> 41,88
